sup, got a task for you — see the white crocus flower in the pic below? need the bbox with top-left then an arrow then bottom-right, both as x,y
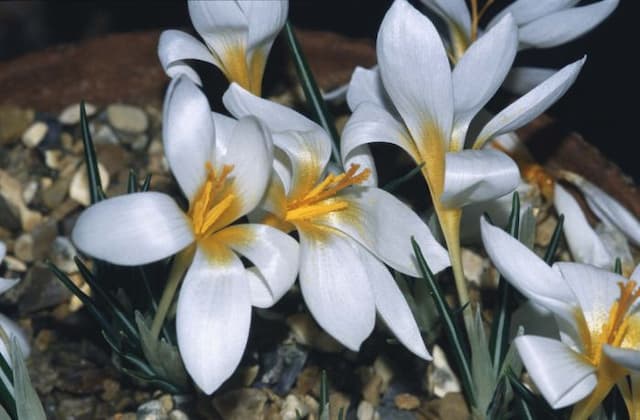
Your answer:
342,0 -> 583,304
72,77 -> 299,394
0,242 -> 30,364
158,0 -> 288,95
223,83 -> 449,357
481,218 -> 640,419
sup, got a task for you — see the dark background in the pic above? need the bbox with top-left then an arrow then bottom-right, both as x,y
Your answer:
0,1 -> 635,180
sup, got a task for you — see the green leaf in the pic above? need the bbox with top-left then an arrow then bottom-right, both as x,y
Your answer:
80,100 -> 105,204
614,258 -> 622,275
489,193 -> 519,376
49,262 -> 117,342
284,21 -> 341,166
412,238 -> 476,407
466,307 -> 495,416
135,312 -> 188,390
0,353 -> 12,385
119,367 -> 183,394
0,367 -> 15,420
319,370 -> 329,420
0,404 -> 12,420
519,208 -> 536,250
140,174 -> 152,192
506,369 -> 557,419
10,338 -> 46,420
127,170 -> 138,193
383,163 -> 425,193
543,215 -> 564,265
395,272 -> 439,342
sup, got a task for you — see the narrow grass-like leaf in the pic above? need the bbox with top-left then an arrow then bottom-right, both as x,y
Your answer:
119,367 -> 182,394
614,258 -> 622,275
506,369 -> 557,419
0,369 -> 15,420
515,396 -> 535,420
383,163 -> 425,192
519,208 -> 536,250
338,407 -> 345,420
490,193 -> 519,376
284,21 -> 341,166
10,338 -> 46,420
141,174 -> 152,192
467,307 -> 495,415
0,354 -> 11,384
74,257 -> 140,346
80,100 -> 105,204
49,262 -> 117,341
412,238 -> 476,407
127,170 -> 138,193
0,404 -> 12,420
319,369 -> 329,419
543,215 -> 564,265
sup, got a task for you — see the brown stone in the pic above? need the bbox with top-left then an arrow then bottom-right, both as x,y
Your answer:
394,393 -> 421,410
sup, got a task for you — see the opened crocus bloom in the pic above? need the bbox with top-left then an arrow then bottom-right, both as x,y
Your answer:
0,241 -> 30,364
223,83 -> 449,357
158,0 -> 287,95
420,0 -> 617,93
481,217 -> 640,419
72,77 -> 299,394
342,0 -> 583,304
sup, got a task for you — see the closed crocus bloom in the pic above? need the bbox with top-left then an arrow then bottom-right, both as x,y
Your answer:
158,0 -> 288,95
481,218 -> 640,419
223,83 -> 449,357
342,0 -> 583,304
0,242 -> 30,364
72,77 -> 299,394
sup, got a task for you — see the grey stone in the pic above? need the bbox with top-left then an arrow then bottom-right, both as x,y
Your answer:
107,104 -> 149,133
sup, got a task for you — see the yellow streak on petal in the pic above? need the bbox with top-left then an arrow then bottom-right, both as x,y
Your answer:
248,49 -> 266,97
198,237 -> 236,266
220,44 -> 252,94
570,356 -> 626,420
212,225 -> 254,249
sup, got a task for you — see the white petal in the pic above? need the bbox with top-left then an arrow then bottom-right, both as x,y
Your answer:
554,262 -> 623,336
603,345 -> 640,371
515,335 -> 596,409
346,66 -> 393,112
176,245 -> 251,394
72,192 -> 194,266
631,264 -> 640,282
480,218 -> 578,321
318,187 -> 450,277
564,173 -> 640,247
214,224 -> 299,308
354,242 -> 430,360
451,14 -> 518,149
297,225 -> 376,351
489,0 -> 577,26
216,117 -> 273,223
342,145 -> 378,188
163,76 -> 215,200
273,130 -> 331,201
0,314 -> 30,362
377,0 -> 453,148
554,184 -> 612,268
341,102 -> 421,166
157,30 -> 216,83
510,301 -> 560,340
243,0 -> 287,53
187,0 -> 248,53
211,112 -> 237,148
0,241 -> 4,261
475,57 -> 585,149
502,66 -> 557,96
419,0 -> 472,40
0,278 -> 19,295
223,83 -> 320,132
441,149 -> 520,208
519,0 -> 619,49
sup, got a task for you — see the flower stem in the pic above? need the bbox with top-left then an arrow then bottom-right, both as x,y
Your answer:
437,207 -> 468,307
150,246 -> 194,340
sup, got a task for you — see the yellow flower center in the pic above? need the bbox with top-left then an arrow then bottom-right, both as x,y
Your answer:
284,164 -> 371,222
586,281 -> 640,366
188,162 -> 235,239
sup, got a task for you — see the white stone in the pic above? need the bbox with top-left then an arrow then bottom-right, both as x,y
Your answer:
90,123 -> 119,145
427,345 -> 461,398
281,394 -> 309,420
107,104 -> 148,133
59,103 -> 97,125
69,162 -> 110,206
357,401 -> 379,420
44,149 -> 65,170
21,121 -> 48,148
22,180 -> 38,204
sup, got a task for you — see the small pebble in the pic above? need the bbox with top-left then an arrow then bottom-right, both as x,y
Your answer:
107,104 -> 149,133
21,180 -> 38,204
357,401 -> 379,420
69,162 -> 110,206
59,102 -> 97,125
44,149 -> 65,170
3,255 -> 26,272
91,122 -> 119,144
21,121 -> 48,148
168,410 -> 189,420
280,394 -> 308,420
0,106 -> 35,145
394,393 -> 420,410
49,236 -> 78,274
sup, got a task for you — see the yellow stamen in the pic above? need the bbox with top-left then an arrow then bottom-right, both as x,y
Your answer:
189,162 -> 235,238
470,0 -> 495,42
284,164 -> 370,223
